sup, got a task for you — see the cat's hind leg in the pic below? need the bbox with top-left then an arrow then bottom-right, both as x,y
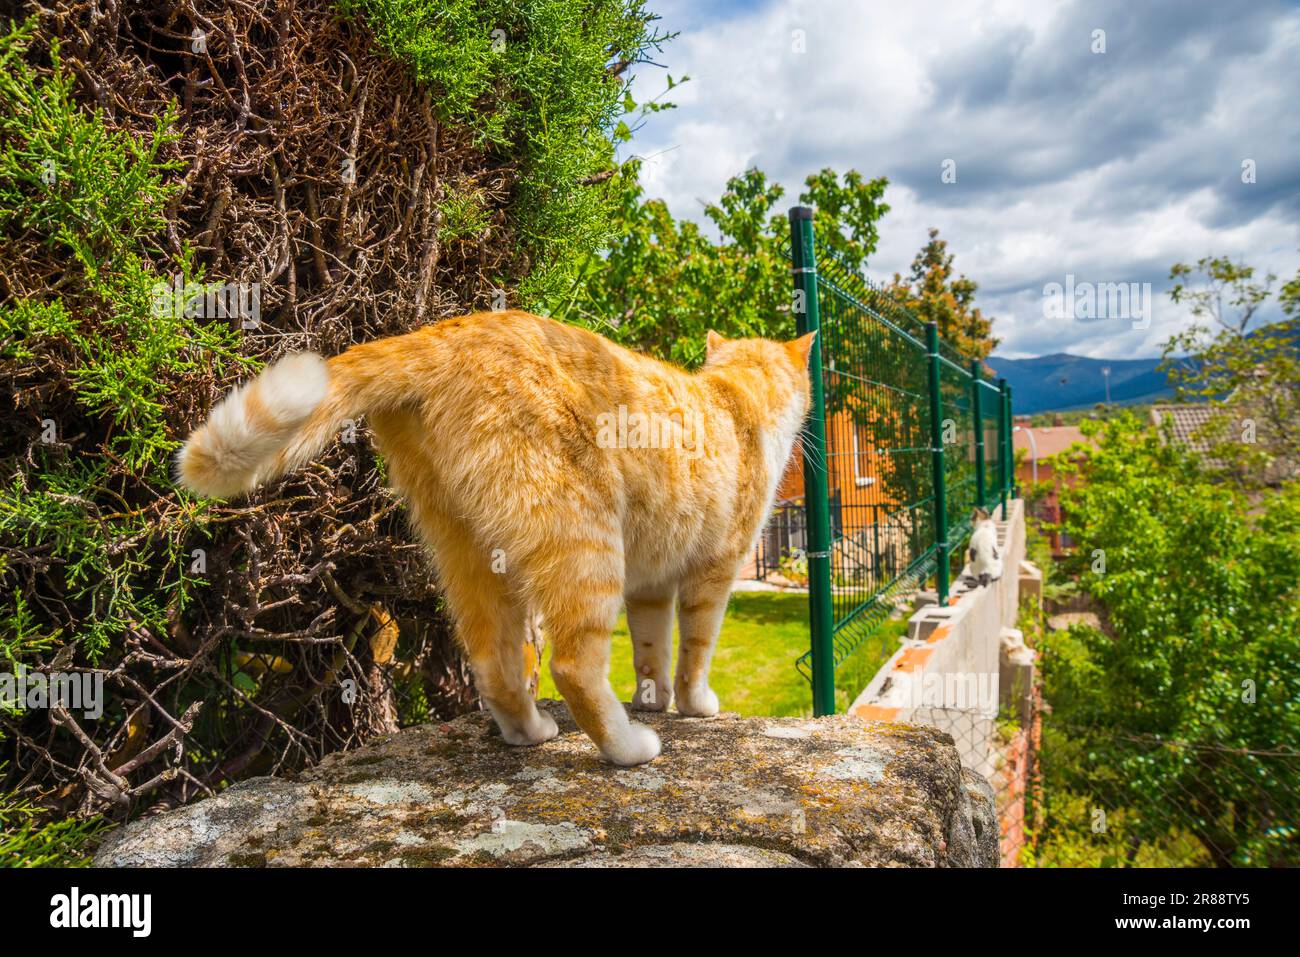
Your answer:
435,528 -> 557,747
372,412 -> 555,745
673,568 -> 733,717
626,586 -> 675,712
534,537 -> 660,766
464,595 -> 559,746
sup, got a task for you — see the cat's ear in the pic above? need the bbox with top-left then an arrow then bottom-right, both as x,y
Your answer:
706,330 -> 727,359
972,507 -> 990,522
789,330 -> 818,367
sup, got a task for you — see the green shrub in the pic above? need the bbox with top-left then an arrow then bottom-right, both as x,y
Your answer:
0,772 -> 104,867
341,0 -> 668,302
1038,414 -> 1300,866
0,2 -> 661,859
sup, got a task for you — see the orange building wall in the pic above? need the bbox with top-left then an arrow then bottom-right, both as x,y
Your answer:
775,408 -> 899,539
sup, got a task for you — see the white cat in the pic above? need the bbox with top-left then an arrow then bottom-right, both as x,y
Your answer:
966,507 -> 1003,587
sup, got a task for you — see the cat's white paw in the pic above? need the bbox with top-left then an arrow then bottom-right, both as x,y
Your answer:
601,722 -> 661,766
531,709 -> 560,742
675,684 -> 719,717
498,708 -> 559,747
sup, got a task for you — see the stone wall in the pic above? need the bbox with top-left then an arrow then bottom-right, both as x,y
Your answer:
848,499 -> 1038,864
95,702 -> 998,868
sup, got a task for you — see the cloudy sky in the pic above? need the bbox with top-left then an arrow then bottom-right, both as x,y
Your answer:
623,0 -> 1300,358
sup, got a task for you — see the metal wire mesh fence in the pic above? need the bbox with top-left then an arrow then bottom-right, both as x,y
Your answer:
889,685 -> 1299,867
904,571 -> 1300,869
786,207 -> 1013,713
749,498 -> 808,583
1030,717 -> 1299,867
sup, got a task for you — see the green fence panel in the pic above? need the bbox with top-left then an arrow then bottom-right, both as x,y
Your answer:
971,359 -> 987,508
925,322 -> 950,603
783,208 -> 1013,713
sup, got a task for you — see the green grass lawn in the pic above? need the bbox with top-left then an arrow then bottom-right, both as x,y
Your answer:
536,591 -> 908,718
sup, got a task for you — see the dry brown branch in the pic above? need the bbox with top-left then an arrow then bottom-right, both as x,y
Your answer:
2,0 -> 489,823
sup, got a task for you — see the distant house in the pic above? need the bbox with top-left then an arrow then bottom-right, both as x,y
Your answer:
773,408 -> 895,511
1151,392 -> 1298,484
1149,403 -> 1229,471
743,397 -> 915,579
1149,404 -> 1217,455
1013,422 -> 1093,555
744,405 -> 903,582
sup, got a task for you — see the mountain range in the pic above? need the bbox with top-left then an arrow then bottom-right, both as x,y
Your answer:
984,353 -> 1172,414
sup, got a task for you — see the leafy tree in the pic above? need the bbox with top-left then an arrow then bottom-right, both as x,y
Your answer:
1168,255 -> 1274,335
886,227 -> 998,359
553,165 -> 890,366
1160,256 -> 1300,485
799,168 -> 890,274
1045,414 -> 1300,866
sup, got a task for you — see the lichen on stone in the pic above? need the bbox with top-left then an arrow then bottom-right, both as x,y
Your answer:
93,702 -> 998,868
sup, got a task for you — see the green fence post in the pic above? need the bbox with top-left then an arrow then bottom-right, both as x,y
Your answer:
970,359 -> 986,510
925,322 -> 949,604
1006,383 -> 1016,500
789,206 -> 836,717
998,377 -> 1009,518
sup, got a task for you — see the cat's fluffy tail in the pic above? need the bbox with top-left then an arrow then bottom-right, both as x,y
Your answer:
176,352 -> 341,499
178,332 -> 430,498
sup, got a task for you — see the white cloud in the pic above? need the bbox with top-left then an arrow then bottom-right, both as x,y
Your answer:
626,0 -> 1300,357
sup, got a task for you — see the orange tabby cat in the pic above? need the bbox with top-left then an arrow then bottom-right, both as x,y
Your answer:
178,311 -> 814,765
